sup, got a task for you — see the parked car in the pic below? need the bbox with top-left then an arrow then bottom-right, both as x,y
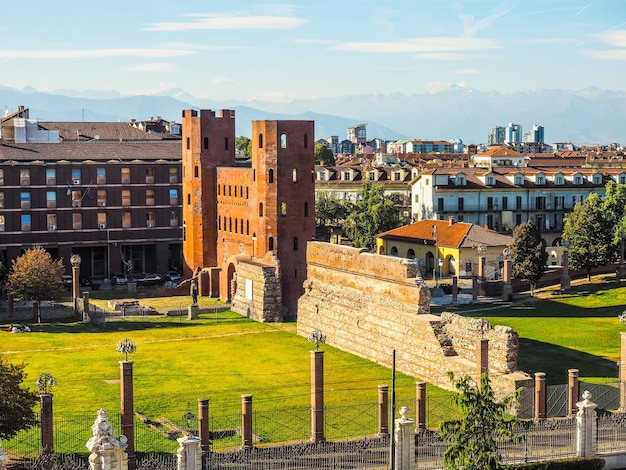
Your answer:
80,277 -> 92,287
112,273 -> 128,285
142,273 -> 163,287
165,271 -> 182,283
63,275 -> 73,287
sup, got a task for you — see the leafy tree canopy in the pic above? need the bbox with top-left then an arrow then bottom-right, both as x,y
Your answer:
315,192 -> 352,242
235,136 -> 252,158
0,358 -> 38,440
510,221 -> 548,295
343,182 -> 402,250
314,143 -> 336,166
8,245 -> 65,303
440,372 -> 521,470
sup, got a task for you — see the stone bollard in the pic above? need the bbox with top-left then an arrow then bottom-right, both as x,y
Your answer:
241,395 -> 253,449
568,369 -> 579,417
197,399 -> 210,454
576,390 -> 597,457
310,350 -> 325,443
40,394 -> 54,451
377,385 -> 389,437
86,409 -> 128,470
394,406 -> 416,470
534,372 -> 546,420
176,435 -> 202,470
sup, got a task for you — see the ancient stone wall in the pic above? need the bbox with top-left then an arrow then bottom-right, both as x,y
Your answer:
231,254 -> 282,322
297,242 -> 529,394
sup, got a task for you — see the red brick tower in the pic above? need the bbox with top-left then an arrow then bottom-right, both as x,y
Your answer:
182,109 -> 236,279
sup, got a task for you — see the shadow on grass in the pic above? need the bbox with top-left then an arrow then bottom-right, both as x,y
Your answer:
495,298 -> 623,318
518,337 -> 619,385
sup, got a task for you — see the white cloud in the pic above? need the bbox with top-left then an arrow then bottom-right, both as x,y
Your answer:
213,76 -> 236,85
458,8 -> 511,37
0,48 -> 194,59
583,49 -> 626,60
426,82 -> 468,93
412,52 -> 481,61
122,63 -> 176,72
332,37 -> 499,53
145,14 -> 307,32
594,30 -> 626,48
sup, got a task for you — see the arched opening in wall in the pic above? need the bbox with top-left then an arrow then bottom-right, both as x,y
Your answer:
203,137 -> 209,149
234,186 -> 238,197
186,137 -> 190,150
234,218 -> 238,233
229,217 -> 232,232
194,166 -> 199,178
240,219 -> 244,234
224,137 -> 229,151
304,202 -> 309,217
226,263 -> 237,302
292,168 -> 298,182
269,237 -> 274,251
253,169 -> 256,181
304,133 -> 308,148
425,252 -> 435,278
281,202 -> 287,217
268,169 -> 274,183
228,186 -> 232,197
218,217 -> 221,230
246,220 -> 249,235
280,133 -> 287,148
187,194 -> 191,205
447,255 -> 456,276
259,203 -> 264,217
407,248 -> 416,259
258,133 -> 263,148
246,187 -> 249,199
390,246 -> 398,256
223,216 -> 226,230
293,237 -> 298,251
311,170 -> 315,183
378,245 -> 385,255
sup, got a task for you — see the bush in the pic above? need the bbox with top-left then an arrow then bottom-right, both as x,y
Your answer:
506,457 -> 605,470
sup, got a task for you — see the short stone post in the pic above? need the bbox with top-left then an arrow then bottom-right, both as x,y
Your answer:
176,435 -> 202,470
197,399 -> 210,454
40,394 -> 54,451
86,409 -> 128,470
241,395 -> 253,449
451,276 -> 458,302
476,339 -> 489,385
394,406 -> 415,470
82,292 -> 90,322
502,260 -> 512,301
377,385 -> 389,437
576,391 -> 597,457
120,361 -> 135,469
568,369 -> 579,417
310,350 -> 325,443
415,382 -> 427,432
620,332 -> 626,411
534,372 -> 546,420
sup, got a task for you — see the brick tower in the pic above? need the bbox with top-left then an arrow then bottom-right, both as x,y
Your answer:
181,109 -> 236,279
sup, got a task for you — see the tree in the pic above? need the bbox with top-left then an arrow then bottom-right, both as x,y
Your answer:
343,182 -> 402,250
440,372 -> 521,470
8,246 -> 65,322
315,192 -> 351,241
563,193 -> 614,280
314,143 -> 336,166
235,136 -> 252,158
510,221 -> 548,296
0,358 -> 38,440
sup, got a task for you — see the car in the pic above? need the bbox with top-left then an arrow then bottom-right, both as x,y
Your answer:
112,273 -> 128,285
63,275 -> 73,287
142,273 -> 163,287
165,271 -> 182,283
80,277 -> 92,287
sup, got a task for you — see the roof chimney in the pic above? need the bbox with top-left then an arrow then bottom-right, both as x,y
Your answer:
448,217 -> 455,225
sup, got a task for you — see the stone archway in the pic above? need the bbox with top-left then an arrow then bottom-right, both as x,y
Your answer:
226,262 -> 237,302
446,255 -> 456,276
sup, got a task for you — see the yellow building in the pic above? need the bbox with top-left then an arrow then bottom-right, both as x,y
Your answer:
376,218 -> 514,280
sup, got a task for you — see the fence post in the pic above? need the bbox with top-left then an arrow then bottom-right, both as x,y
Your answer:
40,393 -> 54,452
620,332 -> 626,411
120,360 -> 135,469
534,372 -> 546,420
415,382 -> 427,432
176,435 -> 202,470
576,390 -> 597,457
568,369 -> 579,417
394,406 -> 415,470
197,398 -> 210,454
310,350 -> 325,443
241,395 -> 253,449
377,385 -> 389,437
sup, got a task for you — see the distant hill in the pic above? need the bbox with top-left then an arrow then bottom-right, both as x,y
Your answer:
1,85 -> 624,145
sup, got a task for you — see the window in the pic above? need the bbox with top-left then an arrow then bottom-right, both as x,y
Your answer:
0,215 -> 4,231
502,197 -> 508,210
146,167 -> 155,184
97,167 -> 106,184
121,167 -> 131,184
194,165 -> 199,178
394,172 -> 401,181
122,190 -> 131,206
437,198 -> 444,211
97,213 -> 107,229
46,168 -> 56,185
535,174 -> 545,185
457,197 -> 464,211
593,174 -> 603,185
456,174 -> 466,185
20,169 -> 31,185
281,202 -> 287,216
122,211 -> 132,229
343,171 -> 351,181
46,191 -> 56,208
97,190 -> 106,207
516,196 -> 523,209
21,191 -> 31,209
46,214 -> 57,231
146,211 -> 155,228
292,169 -> 298,182
259,203 -> 263,217
203,137 -> 209,149
169,189 -> 178,205
73,213 -> 82,230
269,237 -> 274,251
486,175 -> 495,185
146,189 -> 155,206
0,169 -> 4,184
169,167 -> 178,183
535,196 -> 546,210
0,192 -> 3,208
258,133 -> 263,148
170,210 -> 179,227
186,137 -> 190,150
229,218 -> 232,232
293,237 -> 299,251
280,133 -> 287,148
574,174 -> 583,185
72,190 -> 82,207
234,218 -> 238,233
514,174 -> 524,185
304,202 -> 309,217
554,174 -> 564,185
304,133 -> 308,148
268,169 -> 274,183
368,172 -> 375,181
487,197 -> 494,210
620,174 -> 626,184
71,168 -> 81,184
224,137 -> 229,151
21,214 -> 31,231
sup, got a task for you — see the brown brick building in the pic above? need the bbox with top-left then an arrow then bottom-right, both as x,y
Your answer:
182,109 -> 315,319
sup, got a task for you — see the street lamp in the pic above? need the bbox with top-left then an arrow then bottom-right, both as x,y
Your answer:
431,225 -> 438,286
70,254 -> 81,316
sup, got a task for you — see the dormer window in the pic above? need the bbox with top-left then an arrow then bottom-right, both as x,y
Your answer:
592,173 -> 602,185
343,171 -> 351,181
535,174 -> 545,185
393,172 -> 402,181
554,174 -> 564,185
514,174 -> 524,185
455,174 -> 466,186
486,175 -> 496,186
619,173 -> 626,184
574,174 -> 583,185
368,172 -> 375,181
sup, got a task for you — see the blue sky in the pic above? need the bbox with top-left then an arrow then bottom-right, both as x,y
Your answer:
1,1 -> 625,102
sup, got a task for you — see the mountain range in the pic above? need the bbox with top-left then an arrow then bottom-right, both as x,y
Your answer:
1,85 -> 624,145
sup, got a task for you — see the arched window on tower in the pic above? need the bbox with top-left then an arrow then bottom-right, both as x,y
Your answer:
187,194 -> 191,205
292,168 -> 298,182
186,137 -> 190,150
304,133 -> 309,148
224,137 -> 229,151
258,133 -> 264,148
304,202 -> 309,217
268,169 -> 274,183
203,137 -> 209,149
259,202 -> 264,217
280,133 -> 287,148
269,237 -> 274,251
194,166 -> 199,178
293,237 -> 299,251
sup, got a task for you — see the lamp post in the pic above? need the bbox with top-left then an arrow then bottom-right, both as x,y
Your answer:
431,225 -> 438,286
70,254 -> 81,316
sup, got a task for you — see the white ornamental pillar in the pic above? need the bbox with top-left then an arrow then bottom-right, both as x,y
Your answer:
176,435 -> 202,470
394,406 -> 416,470
86,409 -> 129,470
576,390 -> 598,458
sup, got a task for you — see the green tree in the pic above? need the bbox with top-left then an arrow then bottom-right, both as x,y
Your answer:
314,143 -> 336,166
315,192 -> 351,241
343,182 -> 402,250
0,358 -> 38,440
510,221 -> 548,296
8,245 -> 65,322
440,372 -> 521,470
563,193 -> 614,280
235,136 -> 252,158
